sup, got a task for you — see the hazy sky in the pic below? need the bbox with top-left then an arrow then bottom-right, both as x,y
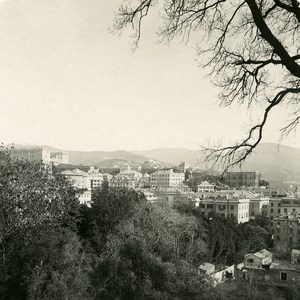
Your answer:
0,0 -> 299,151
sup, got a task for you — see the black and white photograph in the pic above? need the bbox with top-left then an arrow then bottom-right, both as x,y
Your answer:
0,0 -> 300,299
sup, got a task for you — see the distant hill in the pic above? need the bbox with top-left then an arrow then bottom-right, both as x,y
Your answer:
238,143 -> 300,184
64,149 -> 151,166
133,148 -> 203,166
134,144 -> 300,185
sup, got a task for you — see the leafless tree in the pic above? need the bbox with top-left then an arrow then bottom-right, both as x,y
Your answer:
114,0 -> 300,172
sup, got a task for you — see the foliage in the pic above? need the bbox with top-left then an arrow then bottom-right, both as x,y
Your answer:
91,202 -> 213,299
0,148 -> 81,299
176,208 -> 270,265
28,229 -> 94,300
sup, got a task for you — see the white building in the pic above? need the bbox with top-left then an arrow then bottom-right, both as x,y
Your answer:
150,169 -> 185,188
61,169 -> 92,205
50,152 -> 69,165
197,181 -> 215,193
88,166 -> 103,190
198,193 -> 250,223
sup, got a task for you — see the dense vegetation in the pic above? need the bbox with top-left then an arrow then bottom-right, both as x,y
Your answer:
0,149 -> 271,299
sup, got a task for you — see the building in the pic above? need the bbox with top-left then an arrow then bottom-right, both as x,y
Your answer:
178,161 -> 189,173
197,181 -> 215,193
61,169 -> 91,205
141,190 -> 159,203
244,249 -> 273,269
119,167 -> 143,182
223,171 -> 260,188
61,169 -> 91,189
49,152 -> 69,165
11,146 -> 51,164
198,262 -> 235,285
87,166 -> 103,190
10,146 -> 69,166
273,213 -> 300,249
198,193 -> 250,223
239,191 -> 270,219
150,169 -> 185,188
241,249 -> 300,287
154,186 -> 192,207
78,190 -> 92,207
138,172 -> 151,188
109,174 -> 135,189
269,197 -> 300,228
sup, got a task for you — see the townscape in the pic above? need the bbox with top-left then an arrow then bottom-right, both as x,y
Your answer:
2,144 -> 299,299
1,0 -> 300,298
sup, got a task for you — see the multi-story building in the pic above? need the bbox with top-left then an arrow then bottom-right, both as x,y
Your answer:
198,194 -> 250,223
150,169 -> 185,188
49,152 -> 69,165
61,169 -> 91,190
61,169 -> 91,205
223,171 -> 260,188
273,213 -> 300,249
10,146 -> 69,166
87,166 -> 103,190
154,186 -> 193,207
11,146 -> 51,164
119,167 -> 143,182
178,161 -> 189,173
109,175 -> 135,189
269,197 -> 300,228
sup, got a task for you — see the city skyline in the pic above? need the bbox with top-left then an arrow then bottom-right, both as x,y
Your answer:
0,0 -> 299,152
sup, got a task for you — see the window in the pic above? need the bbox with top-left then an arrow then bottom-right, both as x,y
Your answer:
280,272 -> 287,281
207,204 -> 213,209
247,259 -> 254,263
278,209 -> 281,214
284,208 -> 287,213
230,205 -> 234,210
271,203 -> 274,207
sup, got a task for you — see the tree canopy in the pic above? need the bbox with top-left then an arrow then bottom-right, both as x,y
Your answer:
114,0 -> 300,171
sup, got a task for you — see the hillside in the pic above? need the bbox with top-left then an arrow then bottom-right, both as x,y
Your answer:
65,149 -> 151,166
133,148 -> 203,166
134,144 -> 300,185
239,143 -> 300,184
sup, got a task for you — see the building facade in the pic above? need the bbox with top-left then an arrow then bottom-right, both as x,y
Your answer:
49,152 -> 69,165
61,169 -> 91,189
150,169 -> 185,188
273,213 -> 300,249
11,147 -> 51,164
197,181 -> 215,193
223,171 -> 260,188
198,194 -> 250,223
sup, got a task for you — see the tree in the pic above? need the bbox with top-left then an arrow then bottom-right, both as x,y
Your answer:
91,201 -> 212,299
28,229 -> 94,300
0,148 -> 81,299
114,0 -> 300,171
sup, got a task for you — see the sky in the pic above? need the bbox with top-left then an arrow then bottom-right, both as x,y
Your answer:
0,0 -> 299,151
